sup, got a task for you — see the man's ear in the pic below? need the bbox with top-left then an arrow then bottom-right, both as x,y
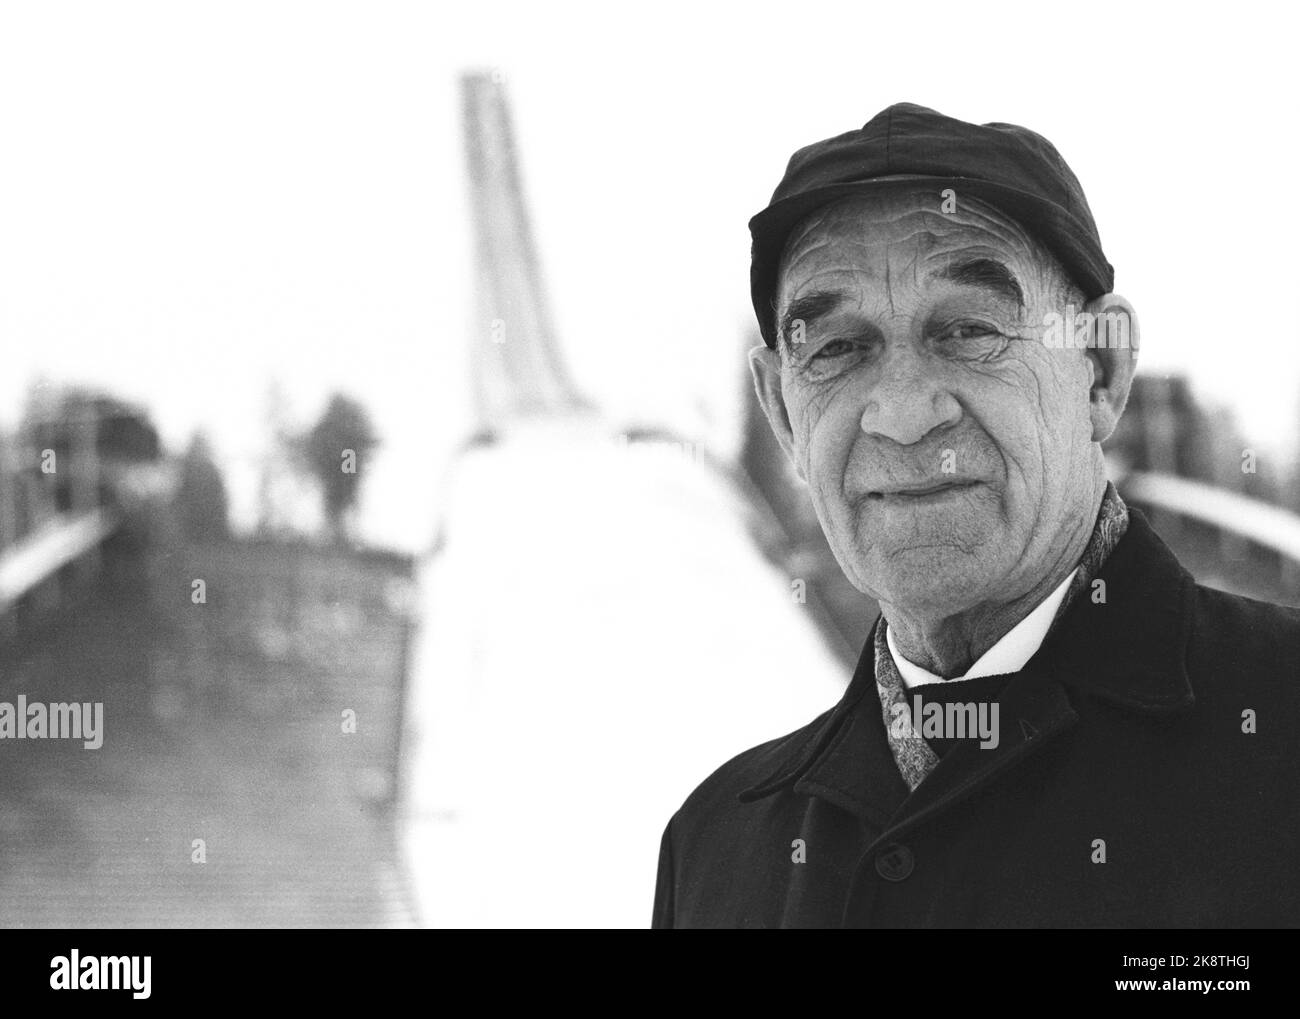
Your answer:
1082,293 -> 1139,444
748,343 -> 805,482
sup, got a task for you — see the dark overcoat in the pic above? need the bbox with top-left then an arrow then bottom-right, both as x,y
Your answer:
652,509 -> 1300,928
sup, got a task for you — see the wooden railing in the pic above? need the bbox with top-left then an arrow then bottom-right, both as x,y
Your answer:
1120,470 -> 1300,564
0,414 -> 121,619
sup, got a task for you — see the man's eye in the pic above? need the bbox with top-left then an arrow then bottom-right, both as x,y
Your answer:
942,323 -> 999,341
935,322 -> 1009,359
812,339 -> 858,359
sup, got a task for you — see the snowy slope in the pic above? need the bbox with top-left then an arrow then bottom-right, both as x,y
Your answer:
400,418 -> 851,928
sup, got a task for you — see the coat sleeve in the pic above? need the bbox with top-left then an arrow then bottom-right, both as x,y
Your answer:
651,815 -> 676,929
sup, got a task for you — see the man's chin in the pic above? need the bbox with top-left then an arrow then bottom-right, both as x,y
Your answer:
863,546 -> 1002,614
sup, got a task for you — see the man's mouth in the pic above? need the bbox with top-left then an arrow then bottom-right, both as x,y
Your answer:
867,479 -> 983,501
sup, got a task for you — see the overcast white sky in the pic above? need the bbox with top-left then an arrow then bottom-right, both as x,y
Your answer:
1,0 -> 1296,549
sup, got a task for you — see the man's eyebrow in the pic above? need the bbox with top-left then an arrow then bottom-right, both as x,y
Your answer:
929,257 -> 1025,307
778,289 -> 849,347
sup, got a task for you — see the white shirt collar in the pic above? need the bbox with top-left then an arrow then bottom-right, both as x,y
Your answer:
886,567 -> 1080,688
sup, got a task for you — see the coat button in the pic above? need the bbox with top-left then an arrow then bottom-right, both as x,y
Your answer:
875,843 -> 914,881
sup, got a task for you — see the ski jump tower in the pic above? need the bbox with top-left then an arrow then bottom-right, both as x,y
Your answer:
460,71 -> 589,427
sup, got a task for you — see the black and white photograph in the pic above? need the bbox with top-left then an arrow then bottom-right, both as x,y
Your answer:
0,0 -> 1295,986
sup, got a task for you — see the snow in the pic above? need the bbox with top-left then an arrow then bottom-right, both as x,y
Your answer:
400,418 -> 850,927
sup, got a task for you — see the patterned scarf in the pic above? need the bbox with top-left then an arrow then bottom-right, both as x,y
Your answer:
873,483 -> 1130,791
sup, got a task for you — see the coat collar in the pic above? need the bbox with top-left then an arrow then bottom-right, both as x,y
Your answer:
737,506 -> 1197,821
1045,507 -> 1196,712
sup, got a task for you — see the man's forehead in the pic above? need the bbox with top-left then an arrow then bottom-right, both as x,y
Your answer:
776,191 -> 1037,301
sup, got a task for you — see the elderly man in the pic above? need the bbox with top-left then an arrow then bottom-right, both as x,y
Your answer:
652,103 -> 1300,928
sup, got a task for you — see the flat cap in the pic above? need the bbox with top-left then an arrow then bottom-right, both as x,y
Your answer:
749,102 -> 1114,348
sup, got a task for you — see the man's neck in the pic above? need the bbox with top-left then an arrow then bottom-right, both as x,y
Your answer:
882,487 -> 1104,678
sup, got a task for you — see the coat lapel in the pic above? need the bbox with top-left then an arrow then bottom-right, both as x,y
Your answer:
737,617 -> 908,828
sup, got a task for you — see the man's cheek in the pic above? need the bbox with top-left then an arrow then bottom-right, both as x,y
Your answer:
786,393 -> 826,479
796,377 -> 861,449
1013,356 -> 1084,440
799,419 -> 848,496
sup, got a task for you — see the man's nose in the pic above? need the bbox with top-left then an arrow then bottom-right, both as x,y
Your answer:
859,343 -> 961,446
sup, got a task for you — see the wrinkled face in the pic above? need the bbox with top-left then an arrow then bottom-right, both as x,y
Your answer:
773,189 -> 1098,614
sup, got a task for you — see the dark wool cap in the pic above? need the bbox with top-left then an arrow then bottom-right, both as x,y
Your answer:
749,102 -> 1114,347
